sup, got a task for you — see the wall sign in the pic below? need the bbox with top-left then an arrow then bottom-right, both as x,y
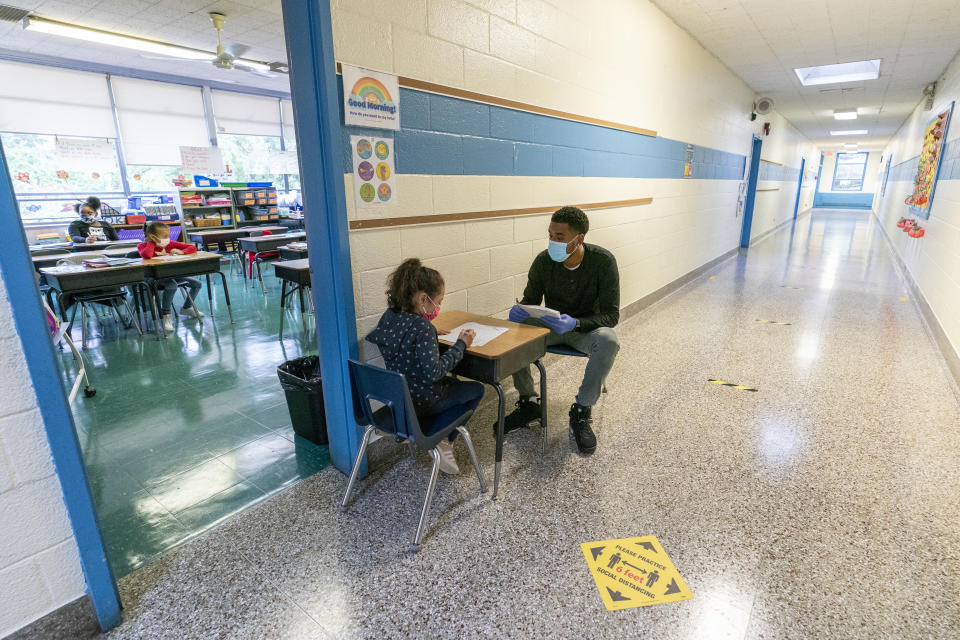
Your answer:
55,138 -> 115,170
342,64 -> 400,130
683,143 -> 694,177
351,135 -> 396,207
179,146 -> 225,176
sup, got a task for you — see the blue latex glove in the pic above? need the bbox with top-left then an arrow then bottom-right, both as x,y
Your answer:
542,314 -> 577,335
508,305 -> 529,323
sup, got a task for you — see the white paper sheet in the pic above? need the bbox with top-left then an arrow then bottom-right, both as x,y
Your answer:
518,303 -> 560,319
437,322 -> 508,347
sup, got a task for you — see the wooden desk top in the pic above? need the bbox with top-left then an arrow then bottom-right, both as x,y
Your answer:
432,310 -> 549,360
32,247 -> 134,265
273,258 -> 310,271
139,250 -> 220,266
240,232 -> 306,245
40,260 -> 145,277
188,225 -> 288,237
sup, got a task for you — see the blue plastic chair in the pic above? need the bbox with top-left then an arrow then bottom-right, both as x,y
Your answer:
341,359 -> 487,551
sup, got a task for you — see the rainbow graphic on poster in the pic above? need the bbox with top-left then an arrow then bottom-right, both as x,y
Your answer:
906,102 -> 953,219
342,64 -> 400,130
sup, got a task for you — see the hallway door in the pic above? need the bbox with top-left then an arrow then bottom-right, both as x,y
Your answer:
740,135 -> 763,248
792,157 -> 806,219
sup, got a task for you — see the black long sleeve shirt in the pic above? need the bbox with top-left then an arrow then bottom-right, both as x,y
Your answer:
520,243 -> 620,333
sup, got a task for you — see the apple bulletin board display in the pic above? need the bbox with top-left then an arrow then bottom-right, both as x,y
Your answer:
906,102 -> 953,219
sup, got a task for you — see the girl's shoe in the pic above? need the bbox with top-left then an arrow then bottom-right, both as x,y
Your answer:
162,315 -> 174,332
435,440 -> 460,475
180,305 -> 204,319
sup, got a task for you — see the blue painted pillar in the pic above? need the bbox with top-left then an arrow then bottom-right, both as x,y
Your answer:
0,151 -> 121,627
792,157 -> 806,219
280,0 -> 361,475
740,135 -> 763,248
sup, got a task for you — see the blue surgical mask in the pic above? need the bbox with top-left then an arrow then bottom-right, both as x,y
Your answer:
548,240 -> 571,262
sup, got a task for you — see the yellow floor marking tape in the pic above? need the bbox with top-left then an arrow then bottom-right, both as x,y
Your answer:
899,297 -> 907,301
580,536 -> 693,611
708,276 -> 716,280
756,319 -> 792,326
708,379 -> 758,392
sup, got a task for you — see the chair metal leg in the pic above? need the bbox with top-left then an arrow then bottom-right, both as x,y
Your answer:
123,299 -> 143,336
340,425 -> 376,511
534,359 -> 548,456
491,382 -> 506,499
256,259 -> 267,295
80,303 -> 88,350
412,449 -> 441,552
278,280 -> 287,342
456,426 -> 487,494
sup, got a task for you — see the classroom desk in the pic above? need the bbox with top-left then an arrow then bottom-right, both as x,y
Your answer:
237,231 -> 306,255
29,240 -> 140,253
187,225 -> 290,248
432,310 -> 550,498
272,258 -> 310,340
141,251 -> 234,330
31,248 -> 135,271
278,243 -> 308,260
40,261 -> 150,346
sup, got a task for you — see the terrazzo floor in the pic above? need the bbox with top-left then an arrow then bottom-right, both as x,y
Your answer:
101,210 -> 960,639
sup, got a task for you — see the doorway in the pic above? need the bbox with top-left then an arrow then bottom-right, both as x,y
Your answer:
740,135 -> 763,248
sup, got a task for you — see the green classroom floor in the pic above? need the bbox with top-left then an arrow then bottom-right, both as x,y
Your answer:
60,258 -> 329,578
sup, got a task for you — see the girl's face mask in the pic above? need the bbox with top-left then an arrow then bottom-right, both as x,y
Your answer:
80,208 -> 99,223
422,295 -> 440,321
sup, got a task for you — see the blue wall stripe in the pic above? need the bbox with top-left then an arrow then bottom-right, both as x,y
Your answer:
888,140 -> 960,182
339,81 -> 747,180
813,192 -> 874,209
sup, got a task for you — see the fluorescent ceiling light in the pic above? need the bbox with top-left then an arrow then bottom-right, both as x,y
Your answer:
834,109 -> 858,120
794,59 -> 881,86
22,15 -> 272,73
23,16 -> 215,60
830,129 -> 868,136
843,143 -> 858,148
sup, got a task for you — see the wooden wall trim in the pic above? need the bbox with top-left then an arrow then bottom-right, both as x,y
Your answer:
759,158 -> 783,166
336,63 -> 657,138
755,188 -> 781,192
349,198 -> 654,230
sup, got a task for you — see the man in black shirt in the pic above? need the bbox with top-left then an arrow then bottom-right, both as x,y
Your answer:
504,206 -> 620,454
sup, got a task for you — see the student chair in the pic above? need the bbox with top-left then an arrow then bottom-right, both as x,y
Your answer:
55,254 -> 142,349
247,230 -> 281,295
43,297 -> 95,402
341,359 -> 487,551
117,229 -> 145,241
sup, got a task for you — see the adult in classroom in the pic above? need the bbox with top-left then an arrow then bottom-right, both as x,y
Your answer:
504,206 -> 620,454
68,196 -> 119,244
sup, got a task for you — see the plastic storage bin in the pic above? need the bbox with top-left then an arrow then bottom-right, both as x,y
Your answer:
277,356 -> 329,445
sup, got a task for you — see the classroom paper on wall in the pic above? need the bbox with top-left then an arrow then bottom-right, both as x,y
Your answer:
55,138 -> 116,169
267,150 -> 299,174
342,64 -> 400,130
179,146 -> 225,176
351,135 -> 396,208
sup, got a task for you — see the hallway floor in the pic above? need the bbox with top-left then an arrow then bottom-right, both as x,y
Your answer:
104,210 -> 960,639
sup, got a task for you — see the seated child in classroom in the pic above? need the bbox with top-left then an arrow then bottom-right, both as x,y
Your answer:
138,222 -> 203,332
366,258 -> 482,475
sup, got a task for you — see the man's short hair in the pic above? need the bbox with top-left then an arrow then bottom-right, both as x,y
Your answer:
551,206 -> 589,235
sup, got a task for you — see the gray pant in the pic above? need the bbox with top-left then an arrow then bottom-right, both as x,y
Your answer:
513,318 -> 620,407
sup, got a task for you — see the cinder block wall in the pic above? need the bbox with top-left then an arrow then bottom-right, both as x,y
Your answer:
0,278 -> 87,637
332,0 -> 818,352
876,48 -> 960,356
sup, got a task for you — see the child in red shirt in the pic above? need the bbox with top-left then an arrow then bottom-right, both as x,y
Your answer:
138,222 -> 203,331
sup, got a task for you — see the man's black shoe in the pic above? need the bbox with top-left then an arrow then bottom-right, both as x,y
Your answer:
494,397 -> 541,437
569,403 -> 596,454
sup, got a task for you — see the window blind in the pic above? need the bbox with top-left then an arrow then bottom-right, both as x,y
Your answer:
112,77 -> 207,165
0,60 -> 115,138
212,90 -> 281,136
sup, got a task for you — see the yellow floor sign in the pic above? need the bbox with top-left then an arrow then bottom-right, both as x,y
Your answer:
580,536 -> 693,611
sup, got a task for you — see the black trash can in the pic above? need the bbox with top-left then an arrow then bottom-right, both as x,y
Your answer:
277,356 -> 329,445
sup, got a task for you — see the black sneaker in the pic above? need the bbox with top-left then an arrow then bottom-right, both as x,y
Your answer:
494,397 -> 541,437
569,403 -> 596,454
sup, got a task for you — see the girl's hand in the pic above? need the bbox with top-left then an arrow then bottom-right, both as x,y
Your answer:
170,249 -> 184,255
458,328 -> 476,347
85,236 -> 97,244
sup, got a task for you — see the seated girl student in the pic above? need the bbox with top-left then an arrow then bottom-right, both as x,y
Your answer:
137,222 -> 203,332
68,197 -> 119,244
366,259 -> 482,475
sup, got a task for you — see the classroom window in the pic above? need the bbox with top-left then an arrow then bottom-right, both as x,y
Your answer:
126,165 -> 183,193
831,152 -> 868,191
218,133 -> 295,186
1,133 -> 124,195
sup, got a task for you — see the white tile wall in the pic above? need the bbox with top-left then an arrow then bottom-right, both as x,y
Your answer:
0,277 -> 87,638
875,50 -> 960,357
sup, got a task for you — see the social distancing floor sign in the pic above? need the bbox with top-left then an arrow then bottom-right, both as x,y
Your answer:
580,536 -> 693,611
